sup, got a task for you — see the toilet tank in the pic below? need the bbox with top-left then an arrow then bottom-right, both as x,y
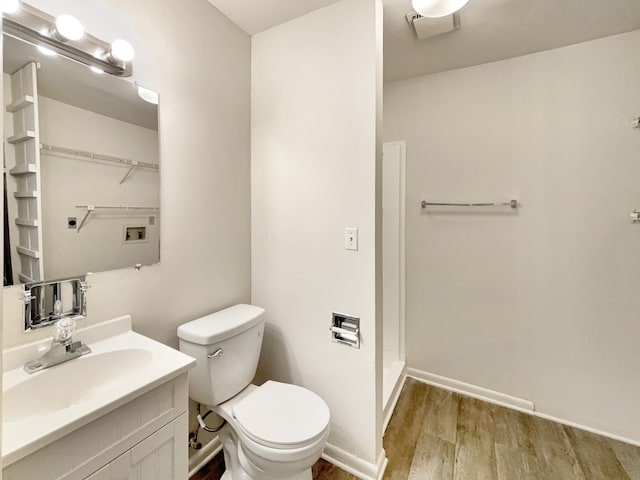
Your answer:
177,304 -> 265,406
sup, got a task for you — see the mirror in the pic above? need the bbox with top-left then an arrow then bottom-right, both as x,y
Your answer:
3,32 -> 160,286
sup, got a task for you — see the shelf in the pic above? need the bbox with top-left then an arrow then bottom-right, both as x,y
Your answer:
13,191 -> 38,198
9,164 -> 38,175
18,273 -> 35,284
74,205 -> 160,233
16,246 -> 40,259
15,218 -> 39,227
6,95 -> 34,113
8,131 -> 36,144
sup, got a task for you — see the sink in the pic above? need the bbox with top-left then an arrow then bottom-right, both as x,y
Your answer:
2,315 -> 195,467
3,348 -> 153,423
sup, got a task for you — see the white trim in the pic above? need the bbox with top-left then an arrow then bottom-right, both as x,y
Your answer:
534,412 -> 640,447
406,368 -> 535,413
188,436 -> 222,478
383,369 -> 406,432
382,140 -> 407,364
407,367 -> 640,447
322,443 -> 387,480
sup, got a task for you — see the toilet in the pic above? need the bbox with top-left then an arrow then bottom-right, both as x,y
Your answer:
177,304 -> 330,480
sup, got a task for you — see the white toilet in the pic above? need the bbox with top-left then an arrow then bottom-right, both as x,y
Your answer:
177,304 -> 330,480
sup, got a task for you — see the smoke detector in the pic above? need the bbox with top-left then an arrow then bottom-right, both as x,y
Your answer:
406,11 -> 461,40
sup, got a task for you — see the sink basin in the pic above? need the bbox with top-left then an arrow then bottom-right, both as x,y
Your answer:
3,348 -> 152,423
2,315 -> 195,467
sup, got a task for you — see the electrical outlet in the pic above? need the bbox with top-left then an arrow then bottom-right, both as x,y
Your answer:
345,227 -> 358,251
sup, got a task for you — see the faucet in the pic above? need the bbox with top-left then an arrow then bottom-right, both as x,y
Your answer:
23,313 -> 91,374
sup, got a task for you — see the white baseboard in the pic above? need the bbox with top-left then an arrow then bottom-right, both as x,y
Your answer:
534,412 -> 640,447
383,370 -> 406,432
407,367 -> 640,447
188,436 -> 222,478
322,443 -> 387,480
406,367 -> 535,413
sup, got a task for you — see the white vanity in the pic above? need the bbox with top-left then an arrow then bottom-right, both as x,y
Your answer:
2,316 -> 195,480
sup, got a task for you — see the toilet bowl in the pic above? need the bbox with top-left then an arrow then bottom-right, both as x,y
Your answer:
177,304 -> 330,480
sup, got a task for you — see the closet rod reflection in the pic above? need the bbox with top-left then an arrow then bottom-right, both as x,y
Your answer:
421,200 -> 518,209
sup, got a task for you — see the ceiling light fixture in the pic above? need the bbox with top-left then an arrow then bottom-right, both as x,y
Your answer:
52,14 -> 85,41
90,66 -> 104,75
1,0 -> 19,14
109,39 -> 135,63
137,86 -> 159,105
411,0 -> 469,18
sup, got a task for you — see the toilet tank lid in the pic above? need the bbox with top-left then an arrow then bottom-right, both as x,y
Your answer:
177,304 -> 265,345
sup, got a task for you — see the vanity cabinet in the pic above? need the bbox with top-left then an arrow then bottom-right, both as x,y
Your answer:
3,374 -> 190,480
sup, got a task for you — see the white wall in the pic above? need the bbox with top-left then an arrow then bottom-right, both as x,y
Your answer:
3,0 -> 251,355
384,30 -> 640,443
38,95 -> 160,279
251,0 -> 384,474
0,31 -> 4,479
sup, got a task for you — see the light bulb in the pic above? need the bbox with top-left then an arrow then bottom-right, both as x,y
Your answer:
1,0 -> 19,14
411,0 -> 470,18
90,66 -> 104,75
37,46 -> 57,57
110,39 -> 135,62
55,14 -> 85,41
137,86 -> 159,105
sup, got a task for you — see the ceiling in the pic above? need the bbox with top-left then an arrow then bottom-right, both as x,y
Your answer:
208,0 -> 640,83
3,34 -> 158,130
206,0 -> 342,35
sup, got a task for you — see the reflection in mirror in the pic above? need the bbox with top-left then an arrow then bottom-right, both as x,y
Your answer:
3,33 -> 160,286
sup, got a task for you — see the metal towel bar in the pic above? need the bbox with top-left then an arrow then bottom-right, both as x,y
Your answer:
421,199 -> 518,209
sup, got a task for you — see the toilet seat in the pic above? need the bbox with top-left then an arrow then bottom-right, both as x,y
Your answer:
232,381 -> 330,450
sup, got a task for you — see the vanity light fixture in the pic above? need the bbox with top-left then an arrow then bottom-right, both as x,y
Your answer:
411,0 -> 470,18
36,45 -> 57,56
2,1 -> 134,76
51,14 -> 85,42
1,0 -> 19,14
137,86 -> 159,105
109,39 -> 135,62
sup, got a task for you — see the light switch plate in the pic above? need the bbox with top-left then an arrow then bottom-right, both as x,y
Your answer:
345,227 -> 358,251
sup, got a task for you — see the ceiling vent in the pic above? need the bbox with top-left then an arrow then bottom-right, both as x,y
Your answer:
406,11 -> 460,40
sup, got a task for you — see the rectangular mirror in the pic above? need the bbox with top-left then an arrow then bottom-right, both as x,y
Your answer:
2,32 -> 160,286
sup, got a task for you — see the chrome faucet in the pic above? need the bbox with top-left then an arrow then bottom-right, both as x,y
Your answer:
23,313 -> 91,374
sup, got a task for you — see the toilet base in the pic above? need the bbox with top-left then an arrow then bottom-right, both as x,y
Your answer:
219,424 -> 313,480
220,468 -> 311,480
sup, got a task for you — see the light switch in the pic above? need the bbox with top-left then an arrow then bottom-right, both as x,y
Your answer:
345,227 -> 358,251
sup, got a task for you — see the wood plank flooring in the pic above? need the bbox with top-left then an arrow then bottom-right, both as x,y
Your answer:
191,377 -> 640,480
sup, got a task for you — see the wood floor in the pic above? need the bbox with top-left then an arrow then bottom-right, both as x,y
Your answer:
192,378 -> 640,480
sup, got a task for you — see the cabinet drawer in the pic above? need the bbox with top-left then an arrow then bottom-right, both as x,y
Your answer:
3,374 -> 188,480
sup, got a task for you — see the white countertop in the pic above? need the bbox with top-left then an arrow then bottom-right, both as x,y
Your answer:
2,316 -> 195,466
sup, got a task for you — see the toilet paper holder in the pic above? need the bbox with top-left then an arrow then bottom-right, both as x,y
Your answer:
330,312 -> 360,349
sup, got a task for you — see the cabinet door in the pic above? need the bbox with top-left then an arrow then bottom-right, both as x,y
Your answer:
85,414 -> 188,480
111,413 -> 189,480
85,465 -> 111,480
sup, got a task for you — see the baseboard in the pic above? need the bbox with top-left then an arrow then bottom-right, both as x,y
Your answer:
406,367 -> 535,413
188,436 -> 222,478
534,412 -> 640,447
407,367 -> 640,447
322,443 -> 387,480
383,369 -> 406,432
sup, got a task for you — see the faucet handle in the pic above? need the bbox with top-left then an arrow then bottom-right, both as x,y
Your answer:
53,317 -> 76,344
